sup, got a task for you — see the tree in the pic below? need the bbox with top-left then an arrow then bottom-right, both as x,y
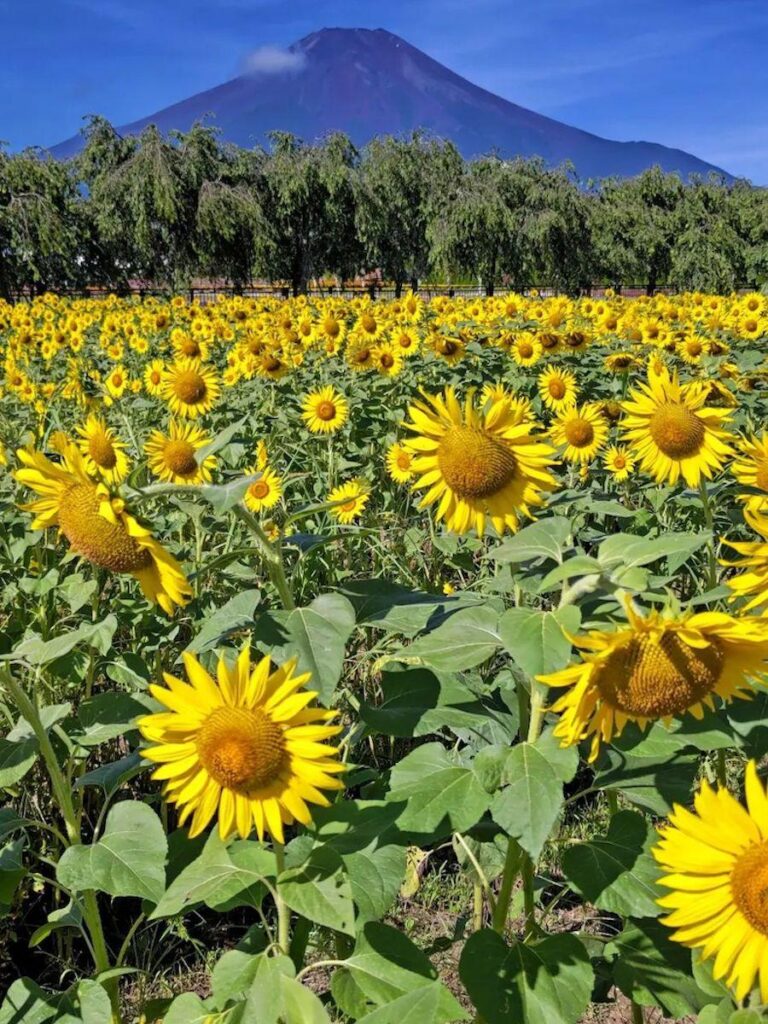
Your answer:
356,132 -> 462,295
669,174 -> 745,292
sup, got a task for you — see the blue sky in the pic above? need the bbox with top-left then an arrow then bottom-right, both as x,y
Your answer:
1,0 -> 766,181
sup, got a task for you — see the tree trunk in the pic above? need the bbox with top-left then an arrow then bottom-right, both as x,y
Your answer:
394,280 -> 403,298
409,276 -> 418,293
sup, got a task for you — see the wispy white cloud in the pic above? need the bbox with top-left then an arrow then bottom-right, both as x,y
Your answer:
241,45 -> 306,74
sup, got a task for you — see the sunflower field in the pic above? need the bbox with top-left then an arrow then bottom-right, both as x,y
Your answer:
3,288 -> 768,1023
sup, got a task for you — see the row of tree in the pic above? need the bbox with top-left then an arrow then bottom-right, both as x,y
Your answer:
1,117 -> 766,300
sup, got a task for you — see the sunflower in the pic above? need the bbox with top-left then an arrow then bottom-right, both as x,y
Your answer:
244,466 -> 283,514
550,403 -> 608,464
386,442 -> 414,483
105,365 -> 128,400
75,414 -> 130,485
14,441 -> 190,615
653,761 -> 768,1002
538,603 -> 768,762
371,341 -> 404,377
390,326 -> 420,357
621,366 -> 733,487
138,647 -> 344,843
301,386 -> 349,434
345,340 -> 374,372
603,444 -> 634,482
510,332 -> 542,367
328,478 -> 370,524
145,421 -> 216,485
604,352 -> 639,374
162,359 -> 220,418
402,386 -> 556,537
732,433 -> 768,517
538,367 -> 577,411
143,359 -> 166,397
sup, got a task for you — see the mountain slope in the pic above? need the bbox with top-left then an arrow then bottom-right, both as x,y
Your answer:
49,27 -> 729,179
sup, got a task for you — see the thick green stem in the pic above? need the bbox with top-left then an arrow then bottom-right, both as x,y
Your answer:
698,479 -> 718,591
606,790 -> 619,817
273,841 -> 291,956
472,881 -> 484,932
527,681 -> 546,744
1,668 -> 120,1021
521,854 -> 536,941
716,749 -> 728,788
492,838 -> 523,934
234,505 -> 296,610
631,1001 -> 645,1024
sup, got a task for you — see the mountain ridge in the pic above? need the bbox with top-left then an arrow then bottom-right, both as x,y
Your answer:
49,27 -> 731,180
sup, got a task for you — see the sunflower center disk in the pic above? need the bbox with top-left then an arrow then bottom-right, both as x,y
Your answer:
173,371 -> 207,404
596,632 -> 724,717
88,434 -> 117,469
649,403 -> 706,459
731,842 -> 768,935
564,419 -> 594,448
163,439 -> 199,477
58,483 -> 153,573
548,380 -> 566,399
249,479 -> 270,500
196,705 -> 286,792
316,400 -> 336,421
437,426 -> 518,500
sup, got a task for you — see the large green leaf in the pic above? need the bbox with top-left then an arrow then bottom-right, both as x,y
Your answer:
241,954 -> 331,1024
391,605 -> 501,673
278,845 -> 355,935
150,831 -> 273,919
459,929 -> 593,1024
57,801 -> 167,903
331,922 -> 465,1021
387,742 -> 490,837
164,992 -> 211,1024
598,531 -> 710,580
0,737 -> 37,788
9,616 -> 117,665
491,517 -> 573,565
340,579 -> 482,637
594,749 -> 699,814
498,606 -> 580,677
0,837 -> 26,915
561,811 -> 661,917
71,692 -> 146,746
185,589 -> 262,653
490,731 -> 577,859
606,919 -> 717,1018
356,982 -> 464,1023
283,593 -> 357,705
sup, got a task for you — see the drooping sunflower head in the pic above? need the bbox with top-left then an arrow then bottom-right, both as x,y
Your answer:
402,386 -> 557,537
621,365 -> 734,487
538,604 -> 768,761
654,761 -> 768,1003
538,367 -> 577,411
75,413 -> 130,485
14,441 -> 191,615
301,385 -> 349,434
549,402 -> 608,464
732,432 -> 768,517
162,359 -> 220,419
145,420 -> 216,485
139,647 -> 345,843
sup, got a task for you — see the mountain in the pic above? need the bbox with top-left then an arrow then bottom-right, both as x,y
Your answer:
49,27 -> 729,180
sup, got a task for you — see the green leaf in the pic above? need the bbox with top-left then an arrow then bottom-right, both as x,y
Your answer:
340,579 -> 482,638
185,589 -> 262,653
9,616 -> 117,665
0,837 -> 26,915
58,573 -> 97,613
387,743 -> 491,837
199,474 -> 259,513
164,992 -> 210,1024
598,531 -> 710,579
76,980 -> 113,1024
150,830 -> 273,919
29,899 -> 82,947
331,922 -> 465,1022
0,737 -> 37,788
391,605 -> 500,673
242,954 -> 331,1024
57,801 -> 167,903
356,982 -> 463,1023
561,811 -> 661,917
606,919 -> 716,1017
72,692 -> 146,746
278,845 -> 355,935
459,929 -> 593,1024
283,593 -> 357,705
490,731 -> 576,859
498,606 -> 580,677
491,517 -> 573,565
595,749 -> 699,814
0,979 -> 61,1024
74,751 -> 144,795
537,555 -> 602,592
0,808 -> 26,840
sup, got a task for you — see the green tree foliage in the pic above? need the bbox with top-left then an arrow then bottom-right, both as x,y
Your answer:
1,117 -> 767,296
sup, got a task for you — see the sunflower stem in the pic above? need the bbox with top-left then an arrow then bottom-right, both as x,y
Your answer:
492,838 -> 523,934
698,479 -> 718,591
630,1001 -> 645,1023
521,853 -> 537,941
716,749 -> 728,788
273,841 -> 291,956
0,668 -> 120,1021
234,504 -> 296,610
